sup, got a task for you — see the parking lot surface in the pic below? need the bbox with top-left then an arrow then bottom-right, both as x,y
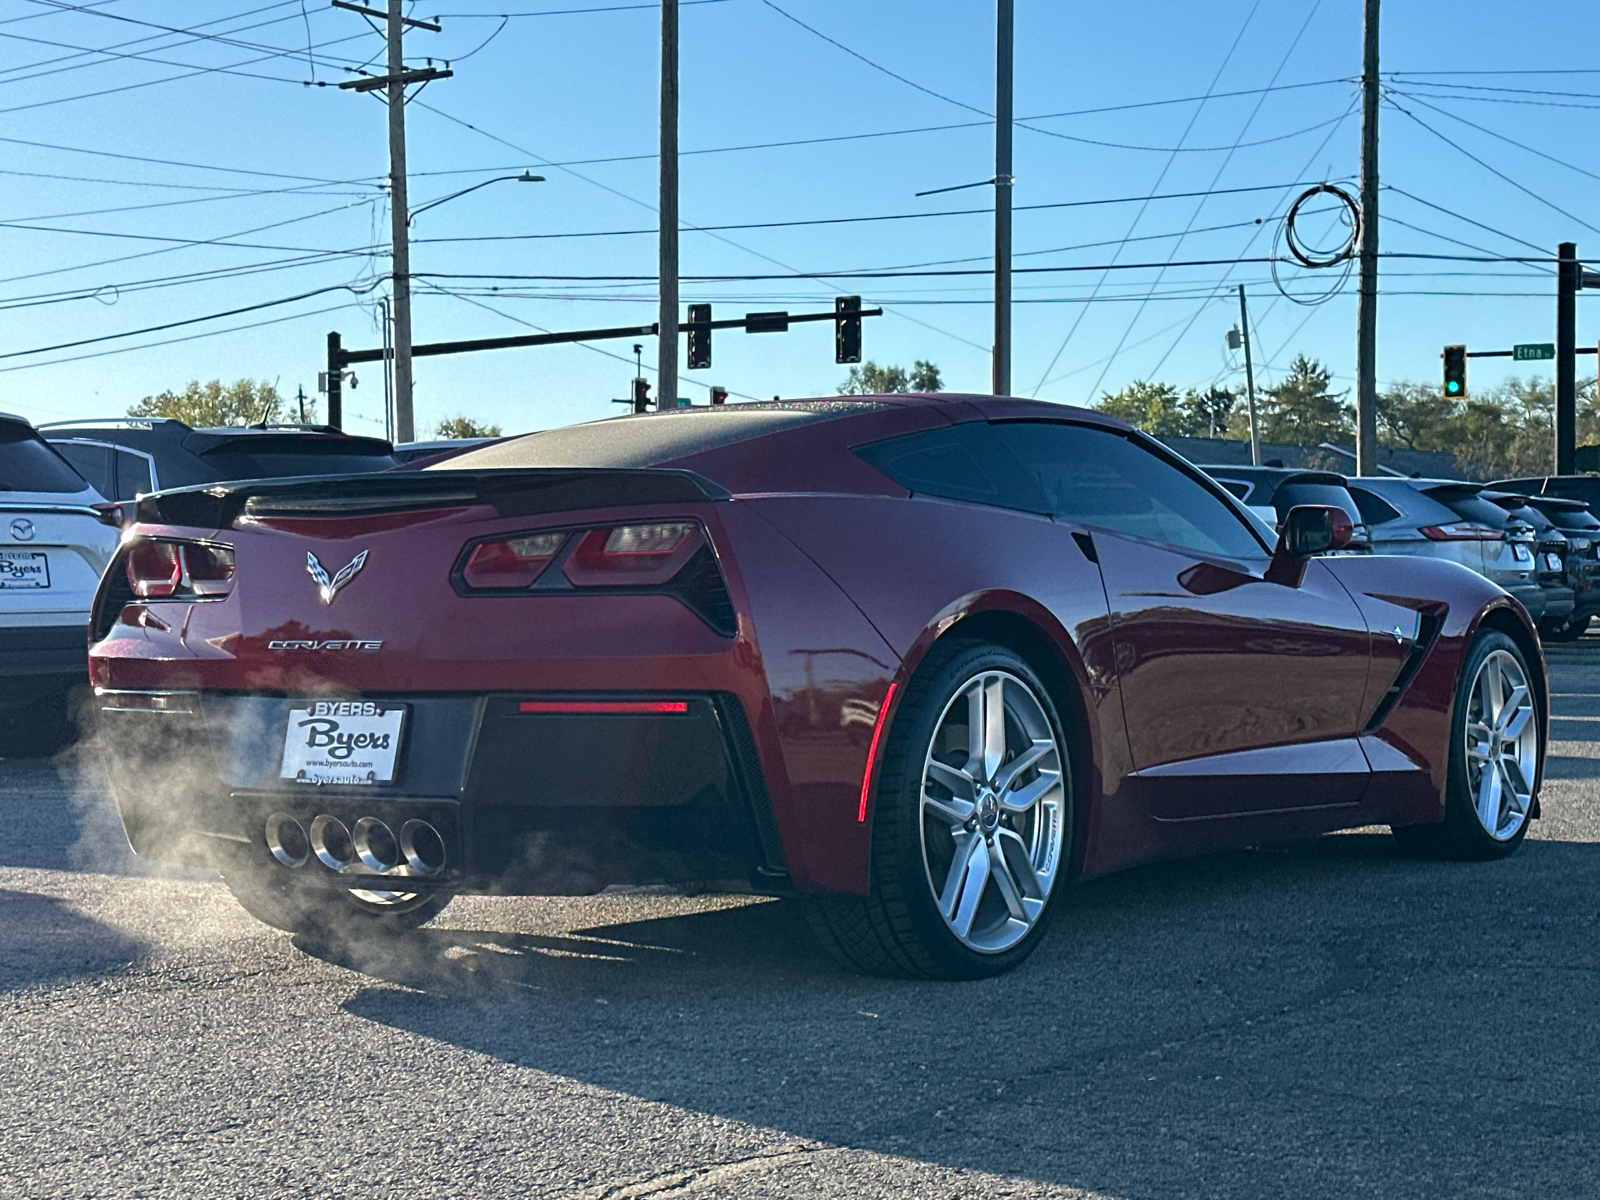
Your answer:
3,650 -> 1598,1200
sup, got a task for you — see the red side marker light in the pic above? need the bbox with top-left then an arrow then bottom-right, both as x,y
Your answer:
857,681 -> 899,823
518,700 -> 690,715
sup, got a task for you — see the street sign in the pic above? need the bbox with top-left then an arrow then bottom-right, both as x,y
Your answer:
1513,343 -> 1556,361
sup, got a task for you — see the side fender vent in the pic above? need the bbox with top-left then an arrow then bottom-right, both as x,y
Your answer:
1363,612 -> 1442,733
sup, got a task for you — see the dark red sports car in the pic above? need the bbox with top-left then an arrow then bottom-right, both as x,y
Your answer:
90,396 -> 1546,978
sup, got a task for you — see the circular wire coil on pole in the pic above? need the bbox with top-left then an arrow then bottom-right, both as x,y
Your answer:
1271,182 -> 1361,307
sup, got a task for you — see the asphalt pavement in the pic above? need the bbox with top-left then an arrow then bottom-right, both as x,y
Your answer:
2,651 -> 1598,1200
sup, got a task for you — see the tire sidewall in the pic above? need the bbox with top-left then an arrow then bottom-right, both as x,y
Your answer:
873,642 -> 1074,979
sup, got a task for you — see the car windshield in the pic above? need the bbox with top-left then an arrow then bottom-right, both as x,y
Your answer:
1273,481 -> 1362,523
0,422 -> 91,493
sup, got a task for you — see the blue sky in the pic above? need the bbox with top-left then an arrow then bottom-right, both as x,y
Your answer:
1,0 -> 1597,438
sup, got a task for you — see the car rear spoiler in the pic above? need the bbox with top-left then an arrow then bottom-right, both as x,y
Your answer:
132,467 -> 732,529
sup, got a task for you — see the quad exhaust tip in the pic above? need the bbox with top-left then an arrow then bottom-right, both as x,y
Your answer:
265,813 -> 445,877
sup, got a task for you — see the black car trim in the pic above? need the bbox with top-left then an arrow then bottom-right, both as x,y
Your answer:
1363,611 -> 1442,733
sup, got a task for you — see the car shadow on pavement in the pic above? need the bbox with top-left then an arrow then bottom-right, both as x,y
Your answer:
330,831 -> 1600,1199
0,889 -> 149,992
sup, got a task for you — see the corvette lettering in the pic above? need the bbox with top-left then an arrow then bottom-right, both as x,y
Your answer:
267,639 -> 383,651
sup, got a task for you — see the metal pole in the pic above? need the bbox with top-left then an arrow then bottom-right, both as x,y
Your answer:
1238,286 -> 1260,467
387,0 -> 415,443
658,0 -> 679,411
326,331 -> 343,430
1557,241 -> 1578,474
380,297 -> 393,443
1355,0 -> 1381,477
992,0 -> 1013,396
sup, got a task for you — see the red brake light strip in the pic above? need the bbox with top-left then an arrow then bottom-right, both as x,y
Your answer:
517,700 -> 689,715
857,681 -> 899,823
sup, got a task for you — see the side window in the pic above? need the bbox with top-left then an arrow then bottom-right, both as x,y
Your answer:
114,450 -> 154,500
990,422 -> 1268,560
49,441 -> 112,497
853,423 -> 1044,512
1348,487 -> 1401,526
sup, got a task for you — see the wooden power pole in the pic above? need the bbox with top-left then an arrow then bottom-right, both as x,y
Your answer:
1355,0 -> 1381,477
658,0 -> 679,411
993,0 -> 1013,397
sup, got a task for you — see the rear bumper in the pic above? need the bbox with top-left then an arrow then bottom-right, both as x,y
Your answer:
0,625 -> 87,710
96,690 -> 786,895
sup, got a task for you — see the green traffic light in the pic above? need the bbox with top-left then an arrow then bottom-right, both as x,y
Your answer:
1446,381 -> 1461,394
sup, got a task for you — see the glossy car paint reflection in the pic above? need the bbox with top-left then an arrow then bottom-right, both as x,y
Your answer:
90,395 -> 1546,904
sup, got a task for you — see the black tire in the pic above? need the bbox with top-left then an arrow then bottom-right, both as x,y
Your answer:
221,858 -> 453,939
1542,614 -> 1591,643
808,641 -> 1074,980
1392,630 -> 1539,861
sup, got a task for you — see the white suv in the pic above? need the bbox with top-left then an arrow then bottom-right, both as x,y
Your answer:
1,414 -> 119,752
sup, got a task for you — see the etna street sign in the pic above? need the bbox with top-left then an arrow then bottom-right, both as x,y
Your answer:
1513,343 -> 1556,361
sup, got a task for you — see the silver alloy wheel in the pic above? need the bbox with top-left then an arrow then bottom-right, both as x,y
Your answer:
919,669 -> 1065,954
1463,648 -> 1539,841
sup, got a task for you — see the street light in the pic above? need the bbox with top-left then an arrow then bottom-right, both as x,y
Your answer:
408,171 -> 544,223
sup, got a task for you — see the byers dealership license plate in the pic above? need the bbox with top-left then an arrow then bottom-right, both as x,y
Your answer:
0,551 -> 49,588
280,701 -> 405,785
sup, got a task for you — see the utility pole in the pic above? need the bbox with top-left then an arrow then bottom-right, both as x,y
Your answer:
992,0 -> 1013,396
1238,285 -> 1261,467
385,0 -> 415,442
326,332 -> 343,430
1557,241 -> 1579,474
658,0 -> 679,412
333,1 -> 447,443
1355,0 -> 1381,477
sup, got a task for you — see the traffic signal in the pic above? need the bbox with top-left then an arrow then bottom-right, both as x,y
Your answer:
631,377 -> 651,413
686,303 -> 711,370
709,386 -> 728,405
835,295 -> 862,364
1443,344 -> 1467,398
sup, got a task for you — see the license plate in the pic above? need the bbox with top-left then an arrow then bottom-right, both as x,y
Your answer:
0,550 -> 48,589
280,701 -> 405,785
1545,554 -> 1564,571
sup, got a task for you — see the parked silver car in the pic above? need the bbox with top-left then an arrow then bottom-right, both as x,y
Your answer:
1,414 -> 119,751
1345,477 -> 1558,625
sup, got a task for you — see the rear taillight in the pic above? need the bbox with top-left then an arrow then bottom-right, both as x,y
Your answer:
564,522 -> 701,586
462,532 -> 566,590
1419,523 -> 1502,541
124,540 -> 235,600
453,520 -> 732,635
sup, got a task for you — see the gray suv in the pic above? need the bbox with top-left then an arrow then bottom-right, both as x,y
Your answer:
1345,477 -> 1558,625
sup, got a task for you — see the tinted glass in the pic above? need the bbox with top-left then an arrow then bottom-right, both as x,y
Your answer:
52,442 -> 114,496
1544,507 -> 1600,532
115,450 -> 153,499
992,422 -> 1267,559
199,450 -> 398,481
1435,492 -> 1514,528
853,423 -> 1041,511
1347,487 -> 1401,526
1,424 -> 90,493
1216,478 -> 1251,501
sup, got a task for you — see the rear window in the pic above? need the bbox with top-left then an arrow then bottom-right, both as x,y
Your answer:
1,423 -> 91,493
1543,507 -> 1600,532
1273,481 -> 1360,522
199,449 -> 398,480
1432,491 -> 1513,528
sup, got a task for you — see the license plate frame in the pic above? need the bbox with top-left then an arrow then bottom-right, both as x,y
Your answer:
279,701 -> 407,786
0,550 -> 49,589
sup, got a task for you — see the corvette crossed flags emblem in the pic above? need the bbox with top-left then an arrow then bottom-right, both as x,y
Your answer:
306,550 -> 368,606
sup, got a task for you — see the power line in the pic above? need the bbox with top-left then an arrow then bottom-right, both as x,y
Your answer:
1385,93 -> 1600,238
0,131 -> 371,184
0,280 -> 381,361
443,0 -> 735,15
1032,0 -> 1265,391
1383,185 -> 1552,258
1390,88 -> 1600,187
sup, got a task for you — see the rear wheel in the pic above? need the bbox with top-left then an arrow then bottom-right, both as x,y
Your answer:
809,642 -> 1072,980
221,859 -> 453,939
1392,630 -> 1539,861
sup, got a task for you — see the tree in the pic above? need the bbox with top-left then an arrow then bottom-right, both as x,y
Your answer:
1184,386 -> 1236,439
128,379 -> 299,427
1095,380 -> 1192,436
838,360 -> 942,394
435,415 -> 502,439
1375,381 -> 1458,450
1256,354 -> 1351,445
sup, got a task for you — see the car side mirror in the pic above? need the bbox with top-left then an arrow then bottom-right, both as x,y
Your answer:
1266,504 -> 1352,586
